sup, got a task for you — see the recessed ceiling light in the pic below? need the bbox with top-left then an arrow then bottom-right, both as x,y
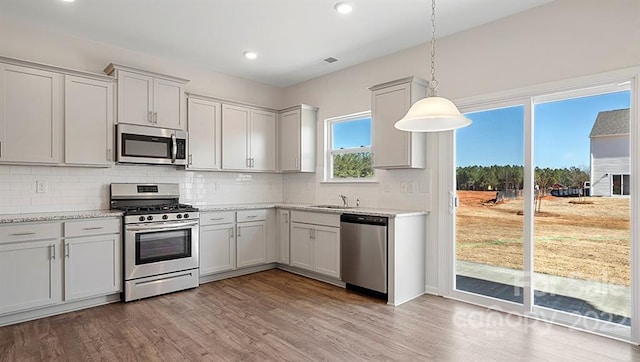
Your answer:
61,0 -> 75,3
334,1 -> 353,14
243,51 -> 258,60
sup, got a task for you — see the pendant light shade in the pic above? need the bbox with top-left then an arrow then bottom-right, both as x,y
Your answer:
394,96 -> 471,132
394,0 -> 471,133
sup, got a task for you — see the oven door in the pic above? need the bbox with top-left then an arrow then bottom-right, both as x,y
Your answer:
124,220 -> 199,280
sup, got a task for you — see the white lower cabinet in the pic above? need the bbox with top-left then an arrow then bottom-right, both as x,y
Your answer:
0,218 -> 122,318
0,238 -> 61,315
63,218 -> 121,302
236,220 -> 267,268
277,209 -> 290,264
290,211 -> 341,279
200,223 -> 236,275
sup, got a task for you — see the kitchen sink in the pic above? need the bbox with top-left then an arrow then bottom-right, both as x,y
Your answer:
308,204 -> 356,209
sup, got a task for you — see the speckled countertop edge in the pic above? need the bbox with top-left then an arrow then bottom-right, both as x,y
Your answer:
0,203 -> 426,224
0,210 -> 124,224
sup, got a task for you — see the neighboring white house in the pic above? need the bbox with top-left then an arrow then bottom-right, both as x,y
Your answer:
589,108 -> 630,196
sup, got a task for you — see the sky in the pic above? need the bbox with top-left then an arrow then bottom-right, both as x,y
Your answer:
456,90 -> 631,169
333,117 -> 371,149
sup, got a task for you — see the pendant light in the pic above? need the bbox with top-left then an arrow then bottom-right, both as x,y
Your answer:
394,0 -> 471,132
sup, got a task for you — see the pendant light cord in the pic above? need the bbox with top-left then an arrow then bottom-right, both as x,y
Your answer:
429,0 -> 439,97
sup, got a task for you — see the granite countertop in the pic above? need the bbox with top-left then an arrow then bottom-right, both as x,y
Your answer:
198,203 -> 427,218
0,203 -> 426,224
0,210 -> 124,224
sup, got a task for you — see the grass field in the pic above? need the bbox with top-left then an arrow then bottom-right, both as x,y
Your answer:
456,191 -> 631,286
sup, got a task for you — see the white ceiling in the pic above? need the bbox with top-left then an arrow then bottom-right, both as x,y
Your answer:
0,0 -> 553,87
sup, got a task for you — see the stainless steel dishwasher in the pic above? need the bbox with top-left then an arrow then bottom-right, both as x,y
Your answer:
340,214 -> 388,297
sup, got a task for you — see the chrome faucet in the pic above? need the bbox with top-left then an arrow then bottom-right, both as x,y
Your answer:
339,194 -> 348,208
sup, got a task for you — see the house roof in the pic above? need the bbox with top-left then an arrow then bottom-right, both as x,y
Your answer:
589,108 -> 630,137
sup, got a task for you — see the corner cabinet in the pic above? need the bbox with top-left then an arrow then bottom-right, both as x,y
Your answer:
370,77 -> 428,169
221,104 -> 276,171
279,105 -> 317,173
104,63 -> 189,130
64,76 -> 114,166
0,63 -> 62,164
187,95 -> 221,170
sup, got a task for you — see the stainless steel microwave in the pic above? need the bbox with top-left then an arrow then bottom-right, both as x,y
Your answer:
116,124 -> 187,165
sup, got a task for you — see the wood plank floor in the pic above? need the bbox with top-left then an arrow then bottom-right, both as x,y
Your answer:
2,269 -> 640,361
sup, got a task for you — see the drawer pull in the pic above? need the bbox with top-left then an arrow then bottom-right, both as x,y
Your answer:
10,232 -> 36,236
82,226 -> 104,231
210,217 -> 224,221
246,215 -> 257,219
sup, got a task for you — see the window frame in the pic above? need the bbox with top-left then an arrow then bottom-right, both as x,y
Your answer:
324,111 -> 376,183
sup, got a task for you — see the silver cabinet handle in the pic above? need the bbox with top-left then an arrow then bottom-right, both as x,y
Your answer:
246,215 -> 257,219
107,148 -> 112,162
50,244 -> 56,260
65,242 -> 70,258
229,227 -> 234,238
154,112 -> 158,124
188,154 -> 193,165
10,232 -> 37,236
237,226 -> 241,237
284,213 -> 289,224
246,158 -> 251,168
148,111 -> 153,123
295,158 -> 299,169
82,226 -> 104,231
210,217 -> 224,221
309,228 -> 313,239
251,158 -> 255,168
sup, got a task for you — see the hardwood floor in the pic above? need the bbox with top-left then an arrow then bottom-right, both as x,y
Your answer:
2,269 -> 640,361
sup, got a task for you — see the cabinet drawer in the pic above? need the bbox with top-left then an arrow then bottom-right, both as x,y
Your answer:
0,222 -> 61,243
291,211 -> 340,228
64,218 -> 121,237
236,209 -> 267,223
200,211 -> 235,226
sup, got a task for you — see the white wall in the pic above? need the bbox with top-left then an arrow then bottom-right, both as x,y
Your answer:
281,0 -> 640,293
591,135 -> 631,197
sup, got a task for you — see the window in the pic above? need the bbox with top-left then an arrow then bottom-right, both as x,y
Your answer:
325,112 -> 374,181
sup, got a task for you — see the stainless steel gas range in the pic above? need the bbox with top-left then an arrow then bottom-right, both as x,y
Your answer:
110,183 -> 199,302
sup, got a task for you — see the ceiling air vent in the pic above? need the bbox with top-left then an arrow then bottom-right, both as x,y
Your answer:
323,57 -> 338,64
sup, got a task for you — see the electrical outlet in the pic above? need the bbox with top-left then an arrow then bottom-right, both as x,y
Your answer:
400,182 -> 408,193
36,180 -> 48,193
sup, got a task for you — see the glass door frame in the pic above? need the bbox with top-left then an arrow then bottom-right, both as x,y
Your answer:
442,69 -> 640,343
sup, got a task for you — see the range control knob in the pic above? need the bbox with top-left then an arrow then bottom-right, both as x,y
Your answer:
138,216 -> 145,222
162,215 -> 169,220
183,213 -> 189,219
176,214 -> 183,219
146,215 -> 153,221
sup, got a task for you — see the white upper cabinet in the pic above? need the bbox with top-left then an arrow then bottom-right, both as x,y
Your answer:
370,77 -> 427,169
105,63 -> 188,130
0,63 -> 62,164
187,96 -> 221,170
221,103 -> 276,171
279,105 -> 317,173
64,75 -> 114,166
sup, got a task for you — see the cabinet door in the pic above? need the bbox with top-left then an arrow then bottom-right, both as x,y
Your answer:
200,224 -> 235,275
0,240 -> 61,314
250,109 -> 276,171
280,109 -> 301,172
154,78 -> 184,130
236,221 -> 266,268
290,222 -> 313,271
65,76 -> 114,166
371,83 -> 412,168
117,70 -> 153,126
187,98 -> 221,170
221,104 -> 250,170
313,225 -> 341,278
278,210 -> 290,264
0,63 -> 61,164
64,234 -> 121,301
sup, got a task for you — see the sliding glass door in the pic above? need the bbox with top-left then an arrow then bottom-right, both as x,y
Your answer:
451,81 -> 634,339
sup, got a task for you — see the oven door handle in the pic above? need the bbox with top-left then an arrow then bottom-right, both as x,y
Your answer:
171,134 -> 177,164
126,220 -> 198,232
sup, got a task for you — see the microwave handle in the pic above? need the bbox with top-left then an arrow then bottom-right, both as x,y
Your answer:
171,134 -> 177,164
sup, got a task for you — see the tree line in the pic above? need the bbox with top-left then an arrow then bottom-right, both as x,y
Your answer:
457,165 -> 589,191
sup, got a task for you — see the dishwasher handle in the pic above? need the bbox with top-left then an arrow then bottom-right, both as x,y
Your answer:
340,214 -> 387,226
